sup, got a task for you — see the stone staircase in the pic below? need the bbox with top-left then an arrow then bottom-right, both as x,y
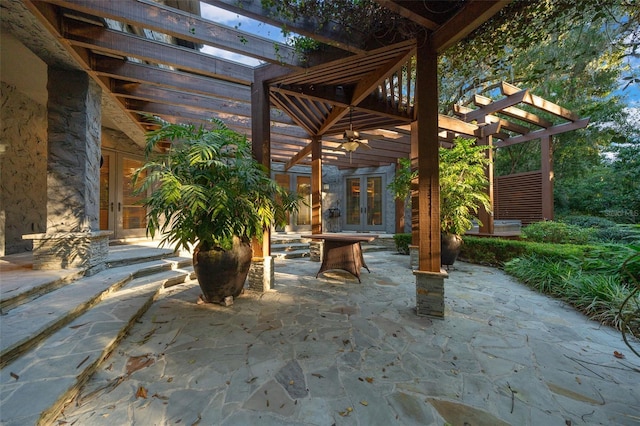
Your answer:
0,234 -> 394,425
0,244 -> 194,426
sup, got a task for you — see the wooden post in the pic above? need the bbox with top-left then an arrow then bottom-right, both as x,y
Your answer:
415,38 -> 441,274
541,135 -> 553,220
311,136 -> 323,234
413,35 -> 447,318
251,65 -> 272,258
478,135 -> 494,234
249,64 -> 289,291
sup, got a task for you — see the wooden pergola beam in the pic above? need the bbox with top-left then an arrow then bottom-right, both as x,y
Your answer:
373,0 -> 439,31
462,89 -> 528,122
502,82 -> 580,121
473,94 -> 553,128
284,142 -> 314,171
41,0 -> 303,68
202,0 -> 369,55
431,0 -> 511,53
63,18 -> 254,85
93,56 -> 251,102
496,118 -> 590,147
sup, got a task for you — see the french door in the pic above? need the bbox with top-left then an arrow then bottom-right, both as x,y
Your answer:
343,175 -> 385,232
100,150 -> 148,240
274,173 -> 312,232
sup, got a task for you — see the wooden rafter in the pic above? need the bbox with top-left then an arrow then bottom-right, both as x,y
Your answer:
502,82 -> 580,121
63,18 -> 254,84
431,0 -> 512,53
496,118 -> 590,147
40,0 -> 303,68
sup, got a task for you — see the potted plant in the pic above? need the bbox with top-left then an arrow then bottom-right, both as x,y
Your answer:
135,117 -> 300,303
439,137 -> 491,265
386,137 -> 491,266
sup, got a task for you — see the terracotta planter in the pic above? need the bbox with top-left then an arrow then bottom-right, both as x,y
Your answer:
193,236 -> 253,303
441,233 -> 463,266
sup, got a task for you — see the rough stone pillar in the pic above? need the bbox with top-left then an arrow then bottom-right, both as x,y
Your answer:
309,241 -> 323,262
414,269 -> 448,318
47,69 -> 101,232
24,69 -> 109,273
248,256 -> 274,292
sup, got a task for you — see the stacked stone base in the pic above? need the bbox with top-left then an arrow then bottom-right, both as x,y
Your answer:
414,269 -> 448,318
248,256 -> 274,292
22,231 -> 112,275
309,241 -> 323,262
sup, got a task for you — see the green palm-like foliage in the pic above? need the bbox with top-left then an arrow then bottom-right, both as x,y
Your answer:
440,137 -> 491,236
134,117 -> 300,252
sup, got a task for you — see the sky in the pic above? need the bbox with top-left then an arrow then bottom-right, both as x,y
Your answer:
199,3 -> 287,67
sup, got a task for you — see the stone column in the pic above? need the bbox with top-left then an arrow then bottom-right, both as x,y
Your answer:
414,269 -> 448,318
23,69 -> 110,273
248,256 -> 275,292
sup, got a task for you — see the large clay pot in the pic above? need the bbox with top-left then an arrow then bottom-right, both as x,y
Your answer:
193,236 -> 253,303
441,233 -> 463,267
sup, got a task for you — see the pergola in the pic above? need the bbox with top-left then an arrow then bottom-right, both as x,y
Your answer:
14,0 -> 585,316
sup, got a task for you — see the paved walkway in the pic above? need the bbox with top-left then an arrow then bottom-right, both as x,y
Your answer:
54,251 -> 640,425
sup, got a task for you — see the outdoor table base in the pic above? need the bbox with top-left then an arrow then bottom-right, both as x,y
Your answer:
301,234 -> 378,282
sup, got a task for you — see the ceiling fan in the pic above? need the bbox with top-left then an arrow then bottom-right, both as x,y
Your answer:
338,108 -> 371,163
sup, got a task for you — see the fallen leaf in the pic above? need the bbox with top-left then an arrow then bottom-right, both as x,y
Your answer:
575,377 -> 581,385
365,377 -> 374,383
152,393 -> 169,400
126,355 -> 155,375
614,351 -> 625,359
311,373 -> 324,379
69,322 -> 90,329
289,380 -> 294,385
10,372 -> 19,380
360,400 -> 368,406
136,386 -> 148,399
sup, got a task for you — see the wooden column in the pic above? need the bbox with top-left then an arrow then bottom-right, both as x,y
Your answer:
394,159 -> 405,234
415,40 -> 441,273
311,136 -> 323,234
251,65 -> 272,257
413,36 -> 447,318
478,135 -> 494,234
249,64 -> 289,291
541,135 -> 554,220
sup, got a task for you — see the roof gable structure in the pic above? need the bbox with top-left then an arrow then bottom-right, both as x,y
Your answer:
18,0 -> 511,169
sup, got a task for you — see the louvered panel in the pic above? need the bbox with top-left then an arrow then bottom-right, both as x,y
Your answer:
495,171 -> 544,225
273,41 -> 415,86
270,94 -> 318,135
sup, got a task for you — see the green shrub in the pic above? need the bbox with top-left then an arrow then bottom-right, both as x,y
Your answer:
521,221 -> 595,244
460,236 -> 596,266
593,225 -> 640,244
393,233 -> 412,255
562,215 -> 617,228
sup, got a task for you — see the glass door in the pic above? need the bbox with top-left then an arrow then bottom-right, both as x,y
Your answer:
344,175 -> 385,231
100,150 -> 148,240
274,173 -> 312,232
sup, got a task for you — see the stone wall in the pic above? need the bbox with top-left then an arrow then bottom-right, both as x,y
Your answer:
0,82 -> 48,255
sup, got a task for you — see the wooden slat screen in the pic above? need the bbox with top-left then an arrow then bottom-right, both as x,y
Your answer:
495,171 -> 543,225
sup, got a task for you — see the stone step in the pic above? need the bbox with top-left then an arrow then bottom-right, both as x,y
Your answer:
0,267 -> 196,426
0,256 -> 192,369
271,242 -> 310,252
272,249 -> 311,259
0,245 -> 179,312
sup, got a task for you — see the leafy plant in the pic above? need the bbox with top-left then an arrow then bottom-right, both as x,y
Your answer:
386,157 -> 416,202
392,233 -> 411,255
134,117 -> 300,252
440,137 -> 491,236
521,221 -> 595,244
